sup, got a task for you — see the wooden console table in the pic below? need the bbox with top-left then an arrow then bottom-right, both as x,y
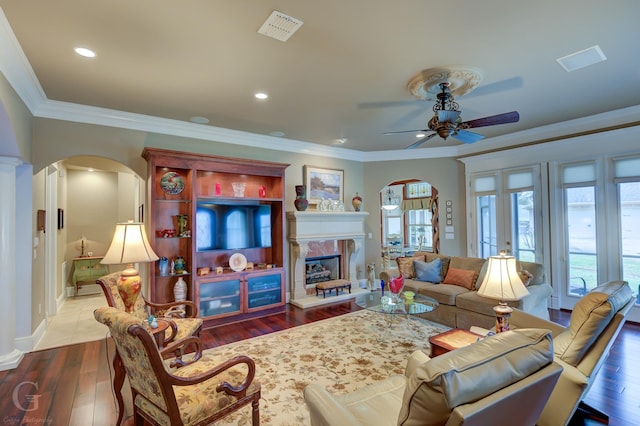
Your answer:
71,256 -> 109,296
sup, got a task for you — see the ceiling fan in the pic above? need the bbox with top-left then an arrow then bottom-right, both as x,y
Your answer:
384,82 -> 520,149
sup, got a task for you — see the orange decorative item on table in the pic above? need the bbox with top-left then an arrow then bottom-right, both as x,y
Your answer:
101,221 -> 159,312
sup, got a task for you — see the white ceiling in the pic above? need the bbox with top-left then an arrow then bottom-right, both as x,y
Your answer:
1,1 -> 639,157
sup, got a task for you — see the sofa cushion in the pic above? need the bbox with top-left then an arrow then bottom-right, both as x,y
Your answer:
398,328 -> 554,426
414,258 -> 443,283
448,256 -> 486,289
404,279 -> 468,306
554,280 -> 633,366
443,267 -> 477,290
518,260 -> 545,286
396,255 -> 426,279
518,268 -> 534,286
423,253 -> 452,278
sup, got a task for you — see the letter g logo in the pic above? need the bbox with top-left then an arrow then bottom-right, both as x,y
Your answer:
12,381 -> 40,412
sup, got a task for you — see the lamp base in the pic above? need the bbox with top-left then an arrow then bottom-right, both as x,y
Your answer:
117,266 -> 142,313
493,302 -> 513,333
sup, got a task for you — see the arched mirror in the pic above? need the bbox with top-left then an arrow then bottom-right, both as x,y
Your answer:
380,180 -> 439,269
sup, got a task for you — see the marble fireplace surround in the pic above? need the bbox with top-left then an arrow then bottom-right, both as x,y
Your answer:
287,211 -> 369,309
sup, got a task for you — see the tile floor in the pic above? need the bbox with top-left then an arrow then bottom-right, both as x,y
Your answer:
34,293 -> 109,351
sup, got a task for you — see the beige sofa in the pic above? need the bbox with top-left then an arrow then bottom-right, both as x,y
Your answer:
379,252 -> 552,330
304,328 -> 562,426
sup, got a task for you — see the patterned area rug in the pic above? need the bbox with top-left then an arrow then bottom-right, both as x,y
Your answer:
209,309 -> 449,425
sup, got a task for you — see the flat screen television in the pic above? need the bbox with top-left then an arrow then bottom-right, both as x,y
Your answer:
196,201 -> 272,251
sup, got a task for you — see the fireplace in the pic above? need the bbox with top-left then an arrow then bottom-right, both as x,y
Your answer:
287,211 -> 369,308
306,255 -> 341,285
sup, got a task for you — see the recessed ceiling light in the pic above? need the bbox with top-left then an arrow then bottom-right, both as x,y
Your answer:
416,133 -> 426,138
87,168 -> 94,172
74,47 -> 96,58
269,131 -> 285,137
255,92 -> 268,100
190,116 -> 210,124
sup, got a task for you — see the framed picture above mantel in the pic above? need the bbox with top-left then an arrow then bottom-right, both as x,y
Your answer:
304,165 -> 344,206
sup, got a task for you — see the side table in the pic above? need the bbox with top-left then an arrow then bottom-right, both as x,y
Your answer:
429,328 -> 483,357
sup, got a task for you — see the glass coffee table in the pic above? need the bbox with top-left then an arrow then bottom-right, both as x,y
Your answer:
355,290 -> 439,340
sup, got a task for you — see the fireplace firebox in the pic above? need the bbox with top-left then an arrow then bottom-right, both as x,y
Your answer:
306,255 -> 341,285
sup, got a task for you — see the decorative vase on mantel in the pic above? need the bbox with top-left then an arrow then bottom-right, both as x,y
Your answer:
352,192 -> 363,212
294,185 -> 309,211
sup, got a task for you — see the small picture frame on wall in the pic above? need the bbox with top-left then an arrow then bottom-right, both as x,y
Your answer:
37,209 -> 46,232
304,165 -> 344,206
57,208 -> 64,229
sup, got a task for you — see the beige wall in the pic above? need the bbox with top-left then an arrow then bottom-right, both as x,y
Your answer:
362,158 -> 466,275
0,72 -> 31,160
32,118 -> 366,213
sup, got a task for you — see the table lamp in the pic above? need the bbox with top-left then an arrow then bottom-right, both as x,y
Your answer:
101,221 -> 159,312
477,251 -> 529,333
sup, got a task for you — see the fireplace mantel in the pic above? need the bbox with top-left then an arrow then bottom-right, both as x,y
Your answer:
287,211 -> 369,308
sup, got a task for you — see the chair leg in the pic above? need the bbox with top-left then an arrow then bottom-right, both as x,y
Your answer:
573,401 -> 609,424
251,397 -> 260,425
112,352 -> 126,425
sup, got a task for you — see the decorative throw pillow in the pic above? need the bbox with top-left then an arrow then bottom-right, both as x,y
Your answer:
443,267 -> 477,290
396,255 -> 425,279
414,258 -> 443,283
518,268 -> 534,286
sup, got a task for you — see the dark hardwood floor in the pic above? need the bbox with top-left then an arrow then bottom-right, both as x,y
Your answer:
0,302 -> 638,425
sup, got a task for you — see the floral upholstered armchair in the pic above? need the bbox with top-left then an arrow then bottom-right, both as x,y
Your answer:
94,307 -> 261,426
97,271 -> 203,424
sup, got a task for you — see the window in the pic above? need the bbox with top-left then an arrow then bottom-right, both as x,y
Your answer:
561,163 -> 598,296
406,209 -> 433,250
469,167 -> 541,262
477,194 -> 497,257
615,157 -> 640,303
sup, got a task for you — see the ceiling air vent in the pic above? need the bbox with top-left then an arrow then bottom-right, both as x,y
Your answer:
556,45 -> 607,72
257,10 -> 303,42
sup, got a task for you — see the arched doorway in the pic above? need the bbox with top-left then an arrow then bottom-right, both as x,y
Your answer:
379,179 -> 439,269
39,156 -> 143,346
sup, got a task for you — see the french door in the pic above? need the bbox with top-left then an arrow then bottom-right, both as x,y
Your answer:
552,156 -> 640,314
468,166 -> 543,263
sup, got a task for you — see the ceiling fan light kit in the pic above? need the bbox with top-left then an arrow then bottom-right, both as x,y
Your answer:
385,65 -> 520,149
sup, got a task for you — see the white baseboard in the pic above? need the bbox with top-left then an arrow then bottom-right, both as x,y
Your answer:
14,317 -> 46,353
0,349 -> 24,372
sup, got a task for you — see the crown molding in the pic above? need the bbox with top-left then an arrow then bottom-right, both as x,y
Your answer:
2,8 -> 639,165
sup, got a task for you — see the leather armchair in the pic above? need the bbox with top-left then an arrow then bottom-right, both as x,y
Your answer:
509,280 -> 634,426
94,307 -> 260,425
304,328 -> 562,426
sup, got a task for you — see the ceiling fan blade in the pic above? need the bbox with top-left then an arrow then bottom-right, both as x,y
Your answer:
437,110 -> 461,123
383,129 -> 429,135
452,129 -> 485,144
405,133 -> 437,149
463,111 -> 520,128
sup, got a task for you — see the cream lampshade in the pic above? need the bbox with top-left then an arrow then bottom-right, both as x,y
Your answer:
101,221 -> 159,312
477,251 -> 529,333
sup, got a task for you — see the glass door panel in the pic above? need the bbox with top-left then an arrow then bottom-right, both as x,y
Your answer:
511,191 -> 536,262
565,186 -> 598,296
477,194 -> 497,258
619,182 -> 640,303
